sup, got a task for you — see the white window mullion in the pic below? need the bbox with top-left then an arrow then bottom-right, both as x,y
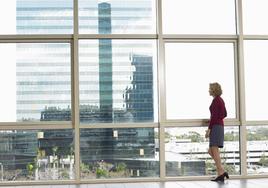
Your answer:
157,0 -> 166,180
236,0 -> 247,177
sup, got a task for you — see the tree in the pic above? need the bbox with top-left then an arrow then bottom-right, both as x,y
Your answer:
224,132 -> 239,141
189,131 -> 204,142
259,153 -> 268,167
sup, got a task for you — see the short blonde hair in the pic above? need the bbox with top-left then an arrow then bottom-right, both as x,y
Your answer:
209,82 -> 222,96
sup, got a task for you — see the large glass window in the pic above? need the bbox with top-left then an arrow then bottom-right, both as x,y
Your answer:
79,40 -> 157,124
1,0 -> 264,183
243,0 -> 268,35
165,43 -> 236,120
79,0 -> 156,34
247,126 -> 268,175
0,0 -> 73,34
0,43 -> 71,122
244,40 -> 268,121
80,128 -> 159,179
0,129 -> 74,181
165,126 -> 240,177
162,0 -> 236,34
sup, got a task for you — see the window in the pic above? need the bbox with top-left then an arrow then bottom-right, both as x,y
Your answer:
79,40 -> 158,123
243,0 -> 268,35
247,126 -> 268,175
165,126 -> 240,176
79,0 -> 156,34
0,0 -> 73,34
80,128 -> 159,179
0,129 -> 74,181
244,40 -> 268,121
165,43 -> 236,120
1,0 -> 265,183
162,0 -> 236,34
0,43 -> 71,122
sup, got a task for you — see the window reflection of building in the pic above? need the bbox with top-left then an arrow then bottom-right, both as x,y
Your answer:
9,1 -> 157,179
0,131 -> 37,171
124,54 -> 154,122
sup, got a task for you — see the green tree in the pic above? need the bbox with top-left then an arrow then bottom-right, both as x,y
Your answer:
96,168 -> 108,178
224,132 -> 239,141
189,131 -> 204,142
115,162 -> 127,172
247,132 -> 262,141
26,162 -> 36,176
259,153 -> 268,167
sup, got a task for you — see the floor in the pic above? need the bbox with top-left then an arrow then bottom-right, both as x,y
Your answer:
1,179 -> 268,188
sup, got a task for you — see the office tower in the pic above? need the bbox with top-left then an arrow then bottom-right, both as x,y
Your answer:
125,54 -> 154,122
98,2 -> 113,122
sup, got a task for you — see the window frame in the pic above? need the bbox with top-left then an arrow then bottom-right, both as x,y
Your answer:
1,0 -> 268,184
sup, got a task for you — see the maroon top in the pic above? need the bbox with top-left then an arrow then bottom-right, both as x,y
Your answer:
209,96 -> 227,129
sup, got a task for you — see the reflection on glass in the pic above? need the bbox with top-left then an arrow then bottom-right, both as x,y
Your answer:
0,0 -> 73,34
0,129 -> 74,181
16,43 -> 71,122
0,43 -> 71,122
79,40 -> 157,123
244,40 -> 268,120
165,43 -> 236,120
162,0 -> 236,34
80,128 -> 159,179
247,126 -> 268,175
79,0 -> 156,34
165,127 -> 240,176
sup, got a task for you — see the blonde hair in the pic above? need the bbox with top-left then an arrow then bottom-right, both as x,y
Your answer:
209,82 -> 222,96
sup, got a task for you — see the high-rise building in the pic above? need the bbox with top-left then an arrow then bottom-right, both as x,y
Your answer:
98,3 -> 113,122
12,0 -> 157,178
125,54 -> 154,122
16,0 -> 72,121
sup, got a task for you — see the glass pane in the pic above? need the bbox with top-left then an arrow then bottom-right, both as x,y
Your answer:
162,0 -> 236,34
243,0 -> 268,34
165,43 -> 236,119
247,126 -> 268,175
0,0 -> 73,34
244,41 -> 268,121
79,40 -> 157,123
0,129 -> 74,181
0,43 -> 71,122
80,128 -> 159,179
165,126 -> 240,176
79,0 -> 156,34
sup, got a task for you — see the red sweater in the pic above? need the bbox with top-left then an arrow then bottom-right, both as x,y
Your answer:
209,96 -> 227,129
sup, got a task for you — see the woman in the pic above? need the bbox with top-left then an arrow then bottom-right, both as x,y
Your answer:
205,82 -> 229,182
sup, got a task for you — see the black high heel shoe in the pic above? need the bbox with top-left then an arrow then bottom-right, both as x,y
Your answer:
211,172 -> 229,182
211,174 -> 224,182
224,172 -> 229,179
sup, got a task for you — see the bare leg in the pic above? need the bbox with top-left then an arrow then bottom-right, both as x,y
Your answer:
208,147 -> 214,160
211,146 -> 224,176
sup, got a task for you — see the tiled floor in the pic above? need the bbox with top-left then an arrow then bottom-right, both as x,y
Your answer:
1,179 -> 268,188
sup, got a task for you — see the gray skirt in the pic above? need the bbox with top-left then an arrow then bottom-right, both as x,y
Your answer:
209,124 -> 224,148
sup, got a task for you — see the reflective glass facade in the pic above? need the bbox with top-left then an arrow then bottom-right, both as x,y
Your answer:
0,0 -> 267,184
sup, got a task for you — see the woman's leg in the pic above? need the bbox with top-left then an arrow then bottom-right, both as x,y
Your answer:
208,147 -> 214,160
211,146 -> 224,176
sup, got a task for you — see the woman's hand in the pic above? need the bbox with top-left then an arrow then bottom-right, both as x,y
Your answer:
203,119 -> 210,125
205,129 -> 211,138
